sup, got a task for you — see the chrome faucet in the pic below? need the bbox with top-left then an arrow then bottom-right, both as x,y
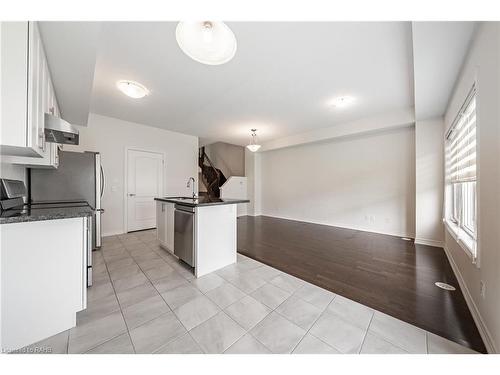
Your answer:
186,177 -> 197,198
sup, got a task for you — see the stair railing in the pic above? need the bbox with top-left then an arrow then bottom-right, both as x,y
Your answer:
199,147 -> 221,196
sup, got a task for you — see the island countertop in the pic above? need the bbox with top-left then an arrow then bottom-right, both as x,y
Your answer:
154,196 -> 250,207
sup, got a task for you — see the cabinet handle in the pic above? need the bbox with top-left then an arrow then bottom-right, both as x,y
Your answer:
128,193 -> 136,197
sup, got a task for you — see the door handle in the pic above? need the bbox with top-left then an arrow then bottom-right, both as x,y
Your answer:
128,193 -> 136,197
100,166 -> 105,198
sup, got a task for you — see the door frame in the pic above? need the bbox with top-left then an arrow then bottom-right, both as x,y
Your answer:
124,147 -> 166,233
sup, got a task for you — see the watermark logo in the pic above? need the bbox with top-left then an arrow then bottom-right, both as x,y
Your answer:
3,346 -> 53,354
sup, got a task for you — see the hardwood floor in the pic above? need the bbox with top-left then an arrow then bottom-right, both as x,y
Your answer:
237,215 -> 486,353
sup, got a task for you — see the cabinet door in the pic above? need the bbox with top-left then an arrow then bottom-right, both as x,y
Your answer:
44,51 -> 61,168
27,21 -> 45,155
166,203 -> 175,252
1,218 -> 87,350
0,22 -> 30,155
156,202 -> 167,245
2,22 -> 61,168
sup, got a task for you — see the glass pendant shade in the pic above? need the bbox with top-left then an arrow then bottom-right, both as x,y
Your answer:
176,21 -> 237,65
246,129 -> 261,152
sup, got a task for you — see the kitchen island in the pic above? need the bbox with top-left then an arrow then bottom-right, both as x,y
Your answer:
155,197 -> 249,277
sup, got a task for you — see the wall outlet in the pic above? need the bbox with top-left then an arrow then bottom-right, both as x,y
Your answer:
480,281 -> 486,299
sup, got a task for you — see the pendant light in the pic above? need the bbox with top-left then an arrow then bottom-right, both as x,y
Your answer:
246,129 -> 261,152
176,21 -> 237,65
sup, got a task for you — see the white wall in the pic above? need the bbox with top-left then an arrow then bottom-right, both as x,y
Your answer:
66,113 -> 198,236
442,22 -> 500,353
258,126 -> 416,237
220,176 -> 248,216
244,149 -> 261,216
415,118 -> 444,246
204,142 -> 245,177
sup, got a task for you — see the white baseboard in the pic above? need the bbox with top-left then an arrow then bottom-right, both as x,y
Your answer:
102,230 -> 124,237
415,238 -> 444,248
443,244 -> 497,353
257,213 -> 415,239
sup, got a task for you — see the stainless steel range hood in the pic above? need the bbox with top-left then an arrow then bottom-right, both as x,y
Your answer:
44,113 -> 80,145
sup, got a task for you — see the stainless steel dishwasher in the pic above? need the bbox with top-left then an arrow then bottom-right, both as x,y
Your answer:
174,204 -> 195,267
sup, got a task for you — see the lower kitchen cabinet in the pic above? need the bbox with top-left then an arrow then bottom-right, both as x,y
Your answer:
156,201 -> 174,253
0,217 -> 89,351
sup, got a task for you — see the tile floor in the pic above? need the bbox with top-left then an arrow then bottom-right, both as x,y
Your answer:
22,230 -> 478,354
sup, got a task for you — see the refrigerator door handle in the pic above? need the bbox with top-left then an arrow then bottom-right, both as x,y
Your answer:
100,166 -> 105,198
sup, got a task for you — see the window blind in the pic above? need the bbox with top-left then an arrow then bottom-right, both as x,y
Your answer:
445,89 -> 477,183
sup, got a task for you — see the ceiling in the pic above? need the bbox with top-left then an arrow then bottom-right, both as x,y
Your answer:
89,22 -> 414,145
39,22 -> 101,126
412,22 -> 476,120
40,21 -> 477,147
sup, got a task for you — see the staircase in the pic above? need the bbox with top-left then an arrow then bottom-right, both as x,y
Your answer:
199,146 -> 227,198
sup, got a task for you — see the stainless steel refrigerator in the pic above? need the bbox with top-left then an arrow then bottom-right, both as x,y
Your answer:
30,151 -> 104,285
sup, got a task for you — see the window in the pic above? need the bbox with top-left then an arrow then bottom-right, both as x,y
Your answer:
445,87 -> 477,259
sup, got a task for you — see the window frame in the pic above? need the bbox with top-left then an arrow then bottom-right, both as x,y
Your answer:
449,181 -> 476,239
444,85 -> 479,264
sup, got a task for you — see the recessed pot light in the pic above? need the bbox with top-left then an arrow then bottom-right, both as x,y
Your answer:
328,96 -> 355,108
116,80 -> 149,99
176,21 -> 237,65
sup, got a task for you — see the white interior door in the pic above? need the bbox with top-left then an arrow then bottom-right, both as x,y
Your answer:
127,149 -> 164,232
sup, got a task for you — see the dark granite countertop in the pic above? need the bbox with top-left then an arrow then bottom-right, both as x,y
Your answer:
155,196 -> 250,207
0,203 -> 94,224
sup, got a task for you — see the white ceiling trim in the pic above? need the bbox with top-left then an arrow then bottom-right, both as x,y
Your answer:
260,108 -> 415,152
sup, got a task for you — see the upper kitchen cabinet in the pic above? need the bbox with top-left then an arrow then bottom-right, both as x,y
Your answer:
0,22 -> 61,167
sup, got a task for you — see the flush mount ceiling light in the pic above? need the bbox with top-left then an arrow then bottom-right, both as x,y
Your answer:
246,129 -> 261,152
176,21 -> 237,65
328,96 -> 356,108
116,80 -> 149,99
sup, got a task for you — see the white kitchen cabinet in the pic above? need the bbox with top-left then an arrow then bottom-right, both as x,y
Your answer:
0,217 -> 88,351
156,201 -> 166,244
0,21 -> 61,167
156,201 -> 175,253
195,204 -> 237,277
166,202 -> 175,252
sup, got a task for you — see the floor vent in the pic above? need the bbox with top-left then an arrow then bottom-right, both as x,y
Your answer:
435,282 -> 456,291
